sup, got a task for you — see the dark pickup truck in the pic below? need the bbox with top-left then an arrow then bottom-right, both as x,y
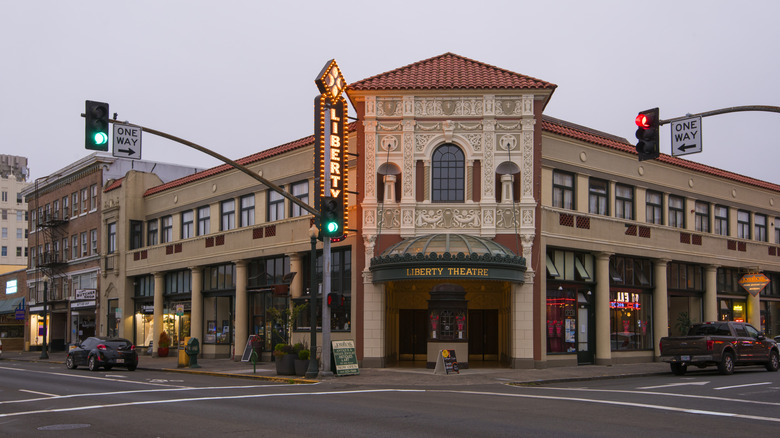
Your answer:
659,321 -> 779,375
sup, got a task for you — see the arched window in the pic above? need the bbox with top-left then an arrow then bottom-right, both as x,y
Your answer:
432,144 -> 464,202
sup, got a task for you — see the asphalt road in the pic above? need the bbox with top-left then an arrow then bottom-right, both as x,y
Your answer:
1,361 -> 778,437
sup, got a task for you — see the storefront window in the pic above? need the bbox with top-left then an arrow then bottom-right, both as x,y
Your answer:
107,299 -> 119,337
720,299 -> 746,323
134,306 -> 154,347
610,290 -> 653,350
546,288 -> 576,353
204,296 -> 232,345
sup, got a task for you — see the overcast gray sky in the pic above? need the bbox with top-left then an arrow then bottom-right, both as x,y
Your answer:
3,1 -> 779,185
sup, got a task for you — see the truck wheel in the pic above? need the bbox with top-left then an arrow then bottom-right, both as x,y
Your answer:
718,352 -> 734,375
766,350 -> 779,372
670,363 -> 687,376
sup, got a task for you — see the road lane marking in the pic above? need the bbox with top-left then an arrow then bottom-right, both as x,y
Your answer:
0,389 -> 421,418
638,381 -> 709,390
20,390 -> 59,397
509,386 -> 780,407
0,366 -> 187,388
0,384 -> 294,405
442,390 -> 780,424
2,387 -> 779,425
714,382 -> 772,390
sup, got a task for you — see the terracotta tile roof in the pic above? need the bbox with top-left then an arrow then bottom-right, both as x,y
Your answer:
104,177 -> 124,193
348,52 -> 556,91
143,122 -> 358,197
542,115 -> 780,192
144,135 -> 315,197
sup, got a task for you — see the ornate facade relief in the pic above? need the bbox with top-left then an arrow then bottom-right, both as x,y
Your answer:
363,120 -> 377,200
402,122 -> 414,200
415,207 -> 482,229
414,97 -> 484,117
377,99 -> 401,117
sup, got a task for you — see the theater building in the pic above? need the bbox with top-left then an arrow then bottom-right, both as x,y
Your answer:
102,53 -> 780,368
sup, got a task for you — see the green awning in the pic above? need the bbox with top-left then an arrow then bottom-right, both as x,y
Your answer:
0,297 -> 24,314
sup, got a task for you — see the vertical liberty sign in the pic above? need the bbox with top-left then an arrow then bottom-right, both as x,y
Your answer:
314,60 -> 349,232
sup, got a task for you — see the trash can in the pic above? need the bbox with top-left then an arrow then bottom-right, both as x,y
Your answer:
185,337 -> 200,368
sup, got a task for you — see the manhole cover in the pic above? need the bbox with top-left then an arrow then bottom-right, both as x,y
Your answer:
37,424 -> 91,431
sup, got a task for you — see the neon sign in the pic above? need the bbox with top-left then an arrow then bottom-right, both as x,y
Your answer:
611,291 -> 641,310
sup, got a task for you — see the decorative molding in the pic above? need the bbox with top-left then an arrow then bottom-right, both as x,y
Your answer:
415,208 -> 481,229
379,135 -> 400,152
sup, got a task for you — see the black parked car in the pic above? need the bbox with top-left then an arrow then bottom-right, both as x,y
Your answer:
66,337 -> 138,371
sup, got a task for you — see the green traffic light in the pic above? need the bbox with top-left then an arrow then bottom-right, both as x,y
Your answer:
93,132 -> 108,145
325,221 -> 339,233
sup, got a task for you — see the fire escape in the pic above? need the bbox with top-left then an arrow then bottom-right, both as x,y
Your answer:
34,209 -> 69,301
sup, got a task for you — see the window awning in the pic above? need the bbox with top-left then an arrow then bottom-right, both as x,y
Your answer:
0,297 -> 24,314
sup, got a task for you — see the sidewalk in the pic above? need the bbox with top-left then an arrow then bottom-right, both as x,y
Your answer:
1,349 -> 671,387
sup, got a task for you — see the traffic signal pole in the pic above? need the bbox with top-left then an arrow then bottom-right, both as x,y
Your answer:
635,105 -> 780,161
98,118 -> 320,218
658,105 -> 780,125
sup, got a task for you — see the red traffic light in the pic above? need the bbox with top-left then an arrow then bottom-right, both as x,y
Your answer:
635,113 -> 651,129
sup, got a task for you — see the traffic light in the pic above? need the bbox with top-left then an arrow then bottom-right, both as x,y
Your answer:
327,293 -> 344,309
85,100 -> 110,151
320,196 -> 343,238
635,107 -> 660,161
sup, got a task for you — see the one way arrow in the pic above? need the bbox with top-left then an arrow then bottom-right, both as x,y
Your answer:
676,143 -> 698,152
117,147 -> 136,156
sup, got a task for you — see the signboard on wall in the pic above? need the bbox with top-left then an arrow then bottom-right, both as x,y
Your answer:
738,273 -> 770,296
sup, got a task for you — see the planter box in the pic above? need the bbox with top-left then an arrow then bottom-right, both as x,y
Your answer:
275,353 -> 296,375
295,359 -> 309,376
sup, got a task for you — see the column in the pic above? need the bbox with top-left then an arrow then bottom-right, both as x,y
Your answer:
152,272 -> 164,357
747,293 -> 761,327
595,252 -> 612,365
190,266 -> 203,350
703,265 -> 718,322
653,259 -> 669,358
288,254 -> 303,298
501,174 -> 514,203
383,174 -> 396,203
234,260 -> 248,361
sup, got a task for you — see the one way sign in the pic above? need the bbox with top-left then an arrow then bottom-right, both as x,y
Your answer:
670,116 -> 702,157
112,124 -> 142,160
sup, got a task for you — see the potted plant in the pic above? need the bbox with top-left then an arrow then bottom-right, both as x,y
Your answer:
295,348 -> 311,377
157,331 -> 171,358
273,343 -> 296,375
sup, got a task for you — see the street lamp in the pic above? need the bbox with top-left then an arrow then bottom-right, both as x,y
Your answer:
306,225 -> 319,379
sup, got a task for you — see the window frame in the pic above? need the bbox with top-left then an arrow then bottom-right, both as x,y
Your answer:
694,201 -> 710,233
267,190 -> 284,222
220,199 -> 236,231
714,205 -> 729,236
588,178 -> 609,216
197,205 -> 210,236
290,181 -> 309,218
668,195 -> 685,229
552,170 -> 575,210
645,190 -> 663,225
181,210 -> 194,239
147,219 -> 159,246
239,195 -> 255,227
431,143 -> 465,203
737,210 -> 751,239
161,215 -> 173,243
754,213 -> 767,242
614,183 -> 634,220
